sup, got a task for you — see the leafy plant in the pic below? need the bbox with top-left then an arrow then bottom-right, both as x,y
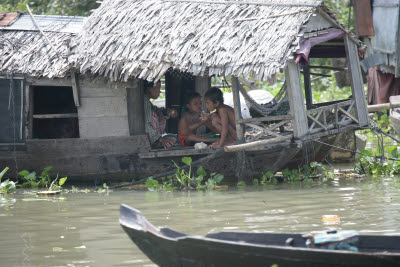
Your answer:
354,148 -> 400,175
372,110 -> 395,134
97,183 -> 109,193
282,168 -> 302,181
0,167 -> 16,194
237,181 -> 246,187
17,166 -> 68,189
48,176 -> 67,191
260,170 -> 277,184
145,157 -> 224,191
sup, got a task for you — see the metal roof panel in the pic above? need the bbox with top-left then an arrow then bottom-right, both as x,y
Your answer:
0,14 -> 85,33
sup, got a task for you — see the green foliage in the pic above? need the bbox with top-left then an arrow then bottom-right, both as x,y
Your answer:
282,168 -> 302,181
0,167 -> 16,194
0,0 -> 100,16
48,176 -> 67,191
371,111 -> 395,134
355,147 -> 400,175
18,166 -> 53,188
237,181 -> 246,187
259,162 -> 333,184
145,157 -> 224,191
17,166 -> 68,190
97,183 -> 109,193
259,170 -> 277,184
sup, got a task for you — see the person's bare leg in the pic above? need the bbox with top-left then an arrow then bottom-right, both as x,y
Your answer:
211,115 -> 235,145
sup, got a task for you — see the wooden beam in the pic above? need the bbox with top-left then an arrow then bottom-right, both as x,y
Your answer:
285,61 -> 309,138
237,115 -> 292,124
71,71 -> 81,107
33,113 -> 78,119
139,147 -> 213,159
307,113 -> 328,131
127,79 -> 145,135
317,7 -> 360,46
231,77 -> 244,142
309,65 -> 346,71
224,134 -> 293,152
344,35 -> 369,126
303,66 -> 313,110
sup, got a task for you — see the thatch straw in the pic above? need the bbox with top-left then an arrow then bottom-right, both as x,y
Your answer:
75,0 -> 338,83
0,30 -> 74,78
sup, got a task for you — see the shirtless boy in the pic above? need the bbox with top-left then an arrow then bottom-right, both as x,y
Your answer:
204,87 -> 237,148
178,92 -> 219,147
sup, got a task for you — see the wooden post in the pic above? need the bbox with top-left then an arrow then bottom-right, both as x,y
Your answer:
231,77 -> 247,182
344,35 -> 369,126
285,61 -> 309,138
27,85 -> 34,139
303,66 -> 313,110
195,75 -> 211,134
71,71 -> 81,107
231,77 -> 244,142
127,79 -> 145,135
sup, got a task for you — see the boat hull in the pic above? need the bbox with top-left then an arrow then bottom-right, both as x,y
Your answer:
120,204 -> 400,267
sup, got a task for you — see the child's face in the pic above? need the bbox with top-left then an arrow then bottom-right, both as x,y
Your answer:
187,97 -> 202,113
205,98 -> 218,112
147,81 -> 161,99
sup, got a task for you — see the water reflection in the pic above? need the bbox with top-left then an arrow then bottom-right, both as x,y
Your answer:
1,176 -> 400,266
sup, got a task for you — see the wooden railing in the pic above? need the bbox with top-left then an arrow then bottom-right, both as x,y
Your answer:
306,99 -> 358,134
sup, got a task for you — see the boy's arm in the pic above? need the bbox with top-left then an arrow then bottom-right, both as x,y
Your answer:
187,118 -> 206,132
218,108 -> 230,146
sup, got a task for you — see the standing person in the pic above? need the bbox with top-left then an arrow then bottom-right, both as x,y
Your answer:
178,92 -> 220,146
143,80 -> 178,148
204,87 -> 237,148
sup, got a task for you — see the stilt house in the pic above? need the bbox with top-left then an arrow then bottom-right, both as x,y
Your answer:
0,0 -> 369,182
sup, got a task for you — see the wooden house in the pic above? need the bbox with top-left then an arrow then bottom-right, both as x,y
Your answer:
0,1 -> 369,183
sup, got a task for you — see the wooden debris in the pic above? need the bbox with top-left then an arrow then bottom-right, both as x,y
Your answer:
36,190 -> 61,196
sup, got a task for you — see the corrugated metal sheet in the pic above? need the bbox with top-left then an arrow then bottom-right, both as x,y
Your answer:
0,12 -> 21,26
0,14 -> 84,33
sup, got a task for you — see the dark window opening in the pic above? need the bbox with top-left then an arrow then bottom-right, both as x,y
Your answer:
165,70 -> 195,133
32,86 -> 79,139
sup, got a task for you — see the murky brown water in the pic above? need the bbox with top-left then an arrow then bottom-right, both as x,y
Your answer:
1,175 -> 400,266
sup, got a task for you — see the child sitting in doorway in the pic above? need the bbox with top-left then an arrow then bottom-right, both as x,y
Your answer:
178,92 -> 220,147
204,87 -> 237,148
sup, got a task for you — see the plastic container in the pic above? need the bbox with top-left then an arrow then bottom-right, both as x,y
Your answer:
322,215 -> 340,224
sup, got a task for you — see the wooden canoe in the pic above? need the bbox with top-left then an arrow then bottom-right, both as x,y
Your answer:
119,204 -> 400,267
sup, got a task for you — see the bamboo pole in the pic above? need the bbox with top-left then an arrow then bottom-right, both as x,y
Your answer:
26,4 -> 59,55
224,134 -> 293,152
367,103 -> 400,113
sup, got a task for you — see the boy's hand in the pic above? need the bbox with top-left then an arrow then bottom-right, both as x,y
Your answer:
167,108 -> 178,118
209,142 -> 221,148
159,137 -> 174,148
199,112 -> 209,122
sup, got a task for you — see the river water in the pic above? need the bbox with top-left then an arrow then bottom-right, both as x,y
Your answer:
1,175 -> 400,267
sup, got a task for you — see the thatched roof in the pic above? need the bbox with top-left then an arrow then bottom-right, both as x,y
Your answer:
0,14 -> 84,78
75,0 -> 341,83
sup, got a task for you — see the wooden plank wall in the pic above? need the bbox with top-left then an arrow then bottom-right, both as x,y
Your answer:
78,80 -> 129,138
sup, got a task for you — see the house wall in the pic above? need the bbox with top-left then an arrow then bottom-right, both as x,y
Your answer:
78,79 -> 129,138
29,77 -> 130,138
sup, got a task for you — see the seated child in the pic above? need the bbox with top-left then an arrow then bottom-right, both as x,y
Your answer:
178,92 -> 220,147
204,87 -> 237,148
